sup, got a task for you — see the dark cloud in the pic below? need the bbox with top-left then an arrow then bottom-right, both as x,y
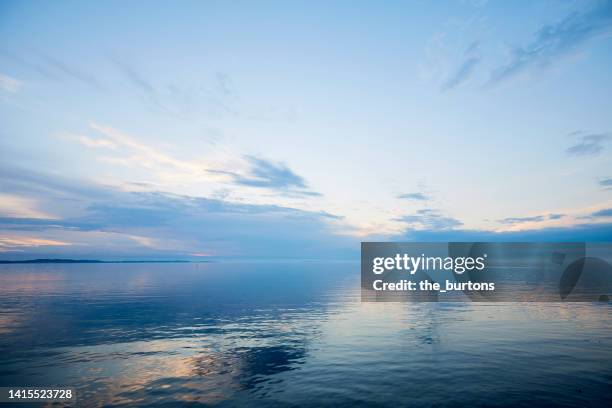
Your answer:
599,178 -> 612,189
442,41 -> 481,90
236,156 -> 307,189
500,215 -> 546,224
82,193 -> 346,257
210,156 -> 321,198
394,209 -> 463,230
397,192 -> 429,201
488,1 -> 612,85
566,132 -> 612,156
499,213 -> 565,224
591,208 -> 612,217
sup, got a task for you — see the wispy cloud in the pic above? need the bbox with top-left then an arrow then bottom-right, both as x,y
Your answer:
2,49 -> 102,89
403,223 -> 612,242
566,131 -> 612,156
488,1 -> 612,85
74,134 -> 118,149
37,52 -> 101,89
111,57 -> 167,112
397,192 -> 429,201
210,156 -> 321,198
394,209 -> 463,230
111,56 -> 238,117
0,73 -> 23,93
80,123 -> 214,183
498,213 -> 564,224
0,49 -> 65,81
442,41 -> 481,90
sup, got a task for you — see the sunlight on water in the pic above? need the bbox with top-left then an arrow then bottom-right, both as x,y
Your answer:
0,263 -> 610,407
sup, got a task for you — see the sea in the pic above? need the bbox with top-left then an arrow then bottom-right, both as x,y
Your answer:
0,262 -> 610,407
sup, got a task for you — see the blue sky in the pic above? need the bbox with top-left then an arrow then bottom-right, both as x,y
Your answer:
1,0 -> 612,259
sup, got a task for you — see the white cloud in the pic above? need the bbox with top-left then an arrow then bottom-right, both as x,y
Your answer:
0,236 -> 70,252
0,193 -> 56,219
0,73 -> 23,93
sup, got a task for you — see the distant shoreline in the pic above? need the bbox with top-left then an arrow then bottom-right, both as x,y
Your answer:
0,259 -> 209,264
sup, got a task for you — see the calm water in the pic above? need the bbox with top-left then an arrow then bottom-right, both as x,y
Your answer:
0,262 -> 610,407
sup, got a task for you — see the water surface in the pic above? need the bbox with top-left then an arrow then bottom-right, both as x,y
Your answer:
0,262 -> 610,407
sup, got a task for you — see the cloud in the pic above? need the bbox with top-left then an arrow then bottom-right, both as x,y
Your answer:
0,162 -> 112,201
499,215 -> 546,224
394,209 -> 463,230
488,1 -> 612,85
498,213 -> 564,224
0,49 -> 59,80
0,167 -> 348,259
210,156 -> 321,198
0,236 -> 70,252
0,193 -> 56,219
0,73 -> 23,93
397,192 -> 429,201
67,124 -> 321,200
74,135 -> 118,149
442,41 -> 481,90
566,132 -> 612,156
111,57 -> 167,112
110,56 -> 238,117
83,193 -> 346,256
0,217 -> 101,232
591,208 -> 612,217
2,163 -> 612,260
402,222 -> 612,242
37,52 -> 101,89
599,178 -> 612,189
233,156 -> 307,189
84,123 -> 212,181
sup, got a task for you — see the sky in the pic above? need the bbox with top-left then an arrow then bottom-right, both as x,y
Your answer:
1,0 -> 612,260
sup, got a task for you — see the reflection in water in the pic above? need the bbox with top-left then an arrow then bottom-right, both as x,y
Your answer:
0,262 -> 610,407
